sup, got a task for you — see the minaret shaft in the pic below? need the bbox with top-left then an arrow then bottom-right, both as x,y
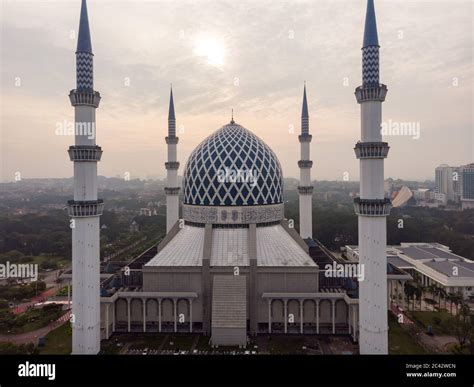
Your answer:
298,85 -> 313,239
68,0 -> 102,355
355,0 -> 391,355
165,88 -> 180,232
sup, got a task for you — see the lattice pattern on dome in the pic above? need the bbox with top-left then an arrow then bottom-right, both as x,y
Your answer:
183,123 -> 283,206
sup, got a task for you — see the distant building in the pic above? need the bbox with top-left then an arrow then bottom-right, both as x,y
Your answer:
129,220 -> 140,233
435,164 -> 457,204
384,178 -> 394,196
392,186 -> 414,208
453,166 -> 462,202
434,192 -> 447,204
460,163 -> 474,209
139,208 -> 152,216
413,188 -> 431,202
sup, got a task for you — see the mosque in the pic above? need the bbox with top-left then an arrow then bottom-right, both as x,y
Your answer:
68,0 -> 404,354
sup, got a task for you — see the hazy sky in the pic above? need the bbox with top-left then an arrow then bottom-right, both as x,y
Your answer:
1,0 -> 473,182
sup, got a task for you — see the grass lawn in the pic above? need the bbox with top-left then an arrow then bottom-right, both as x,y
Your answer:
388,315 -> 426,354
409,311 -> 452,335
9,305 -> 64,334
40,322 -> 72,355
56,286 -> 71,297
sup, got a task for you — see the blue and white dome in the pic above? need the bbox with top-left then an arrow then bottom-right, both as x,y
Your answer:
183,122 -> 283,207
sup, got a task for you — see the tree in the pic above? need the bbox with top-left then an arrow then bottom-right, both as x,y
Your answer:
404,282 -> 416,311
446,293 -> 456,314
444,302 -> 472,349
436,286 -> 447,311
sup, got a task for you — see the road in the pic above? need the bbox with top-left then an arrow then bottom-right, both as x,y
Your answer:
11,267 -> 69,315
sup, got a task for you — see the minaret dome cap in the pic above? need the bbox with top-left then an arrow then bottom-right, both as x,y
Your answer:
77,0 -> 92,53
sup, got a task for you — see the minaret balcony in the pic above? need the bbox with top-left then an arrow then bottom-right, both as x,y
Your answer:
69,90 -> 101,107
298,185 -> 314,195
165,187 -> 181,195
353,198 -> 391,216
68,145 -> 102,162
165,136 -> 179,145
298,160 -> 313,168
298,134 -> 312,143
67,199 -> 104,217
165,161 -> 180,170
355,84 -> 387,103
354,142 -> 389,159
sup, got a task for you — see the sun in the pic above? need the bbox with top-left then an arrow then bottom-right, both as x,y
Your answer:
193,35 -> 225,67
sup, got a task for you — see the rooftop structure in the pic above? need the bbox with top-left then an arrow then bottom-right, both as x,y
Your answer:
346,243 -> 474,299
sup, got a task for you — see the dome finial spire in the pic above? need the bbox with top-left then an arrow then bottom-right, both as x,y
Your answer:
231,108 -> 235,124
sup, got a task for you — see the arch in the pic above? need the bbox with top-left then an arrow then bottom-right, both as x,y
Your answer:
319,299 -> 332,324
130,298 -> 142,322
177,299 -> 189,323
335,300 -> 348,323
115,298 -> 127,323
161,298 -> 174,322
303,299 -> 316,323
287,299 -> 300,324
146,299 -> 159,321
271,299 -> 284,323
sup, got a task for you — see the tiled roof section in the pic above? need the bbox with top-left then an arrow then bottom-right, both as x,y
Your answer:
417,247 -> 462,260
211,228 -> 249,266
424,260 -> 474,278
145,225 -> 204,266
256,225 -> 316,267
212,275 -> 247,328
398,246 -> 463,261
146,224 -> 315,268
387,256 -> 414,268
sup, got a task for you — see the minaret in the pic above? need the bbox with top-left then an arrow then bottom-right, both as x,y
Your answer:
165,87 -> 180,232
298,84 -> 313,239
67,0 -> 103,354
354,0 -> 391,354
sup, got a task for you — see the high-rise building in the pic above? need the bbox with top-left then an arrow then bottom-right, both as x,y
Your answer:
435,164 -> 457,204
67,0 -> 103,354
353,0 -> 391,354
460,163 -> 474,209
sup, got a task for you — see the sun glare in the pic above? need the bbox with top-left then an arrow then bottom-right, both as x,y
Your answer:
193,36 -> 225,67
